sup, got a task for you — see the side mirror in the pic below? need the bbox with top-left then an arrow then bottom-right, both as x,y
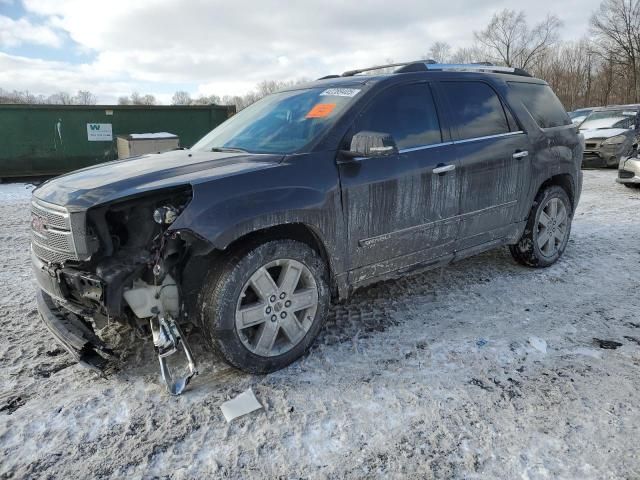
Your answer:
340,131 -> 398,160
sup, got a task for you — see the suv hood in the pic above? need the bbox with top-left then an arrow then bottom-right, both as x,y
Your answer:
580,128 -> 630,140
33,150 -> 282,210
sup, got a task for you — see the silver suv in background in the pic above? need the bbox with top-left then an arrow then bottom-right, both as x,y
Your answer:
579,106 -> 640,168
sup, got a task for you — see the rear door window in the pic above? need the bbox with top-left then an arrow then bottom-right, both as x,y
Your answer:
356,83 -> 442,150
508,82 -> 571,128
440,82 -> 512,141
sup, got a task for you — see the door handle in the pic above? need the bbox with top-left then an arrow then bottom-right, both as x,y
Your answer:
433,164 -> 456,175
513,150 -> 529,159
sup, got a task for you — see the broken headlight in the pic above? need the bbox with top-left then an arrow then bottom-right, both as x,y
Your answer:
153,205 -> 180,225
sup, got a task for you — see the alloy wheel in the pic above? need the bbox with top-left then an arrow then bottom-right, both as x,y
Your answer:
535,197 -> 569,258
235,258 -> 319,357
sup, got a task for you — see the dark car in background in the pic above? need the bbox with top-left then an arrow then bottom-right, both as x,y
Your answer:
30,61 -> 583,393
579,106 -> 640,168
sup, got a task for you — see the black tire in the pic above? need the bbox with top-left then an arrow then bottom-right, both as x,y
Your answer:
624,183 -> 639,189
197,239 -> 330,374
509,185 -> 573,268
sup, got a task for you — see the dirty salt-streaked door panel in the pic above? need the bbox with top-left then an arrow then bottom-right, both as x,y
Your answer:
454,133 -> 529,248
338,82 -> 461,279
339,146 -> 460,275
438,80 -> 530,249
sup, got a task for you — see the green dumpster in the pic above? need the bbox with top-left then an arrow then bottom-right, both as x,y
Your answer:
0,103 -> 235,178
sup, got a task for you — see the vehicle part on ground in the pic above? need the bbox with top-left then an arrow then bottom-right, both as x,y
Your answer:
198,240 -> 329,374
510,186 -> 573,268
150,314 -> 198,395
220,388 -> 263,422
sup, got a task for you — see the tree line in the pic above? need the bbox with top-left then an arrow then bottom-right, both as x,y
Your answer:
3,0 -> 640,112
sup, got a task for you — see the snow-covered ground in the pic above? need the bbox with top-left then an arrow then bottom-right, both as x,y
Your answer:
1,171 -> 639,479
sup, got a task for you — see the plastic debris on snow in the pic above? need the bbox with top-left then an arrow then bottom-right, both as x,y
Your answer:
220,388 -> 263,422
529,336 -> 548,354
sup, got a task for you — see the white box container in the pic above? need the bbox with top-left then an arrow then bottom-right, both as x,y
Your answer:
117,132 -> 179,159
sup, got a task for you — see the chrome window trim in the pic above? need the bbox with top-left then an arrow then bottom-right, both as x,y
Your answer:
399,141 -> 454,153
397,131 -> 524,153
453,130 -> 524,144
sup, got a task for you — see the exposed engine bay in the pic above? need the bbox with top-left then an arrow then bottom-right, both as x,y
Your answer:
32,187 -> 204,394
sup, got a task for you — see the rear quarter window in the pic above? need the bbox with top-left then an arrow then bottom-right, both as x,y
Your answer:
508,82 -> 571,129
440,81 -> 512,141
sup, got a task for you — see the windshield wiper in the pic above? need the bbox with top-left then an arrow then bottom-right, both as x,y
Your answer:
210,146 -> 250,153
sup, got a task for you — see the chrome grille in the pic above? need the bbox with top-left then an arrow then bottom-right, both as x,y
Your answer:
31,200 -> 70,230
31,199 -> 79,264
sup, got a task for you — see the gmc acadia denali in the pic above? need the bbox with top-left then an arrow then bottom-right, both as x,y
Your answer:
31,61 -> 583,393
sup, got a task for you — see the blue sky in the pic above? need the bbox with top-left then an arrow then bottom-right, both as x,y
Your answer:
0,0 -> 603,104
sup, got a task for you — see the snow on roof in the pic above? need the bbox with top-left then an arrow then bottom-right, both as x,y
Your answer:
127,132 -> 178,139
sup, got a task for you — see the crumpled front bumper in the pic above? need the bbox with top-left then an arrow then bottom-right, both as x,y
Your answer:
36,289 -> 113,371
582,136 -> 633,168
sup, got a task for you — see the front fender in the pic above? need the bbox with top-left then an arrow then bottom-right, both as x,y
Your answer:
170,154 -> 346,275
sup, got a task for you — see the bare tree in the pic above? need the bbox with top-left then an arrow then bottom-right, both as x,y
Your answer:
192,94 -> 222,105
172,91 -> 192,105
117,95 -> 131,105
474,9 -> 562,69
591,0 -> 640,102
427,42 -> 452,63
74,90 -> 97,105
449,46 -> 488,64
129,92 -> 157,105
47,91 -> 74,105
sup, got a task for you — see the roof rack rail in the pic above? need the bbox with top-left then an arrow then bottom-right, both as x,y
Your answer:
333,60 -> 531,80
341,59 -> 436,77
395,62 -> 531,77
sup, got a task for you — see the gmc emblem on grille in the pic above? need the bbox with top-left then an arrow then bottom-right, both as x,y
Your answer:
31,214 -> 46,236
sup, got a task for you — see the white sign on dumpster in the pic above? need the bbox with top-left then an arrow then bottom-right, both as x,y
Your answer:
86,123 -> 113,141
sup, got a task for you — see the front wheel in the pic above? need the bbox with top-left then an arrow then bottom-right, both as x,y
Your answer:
509,185 -> 573,268
198,240 -> 330,374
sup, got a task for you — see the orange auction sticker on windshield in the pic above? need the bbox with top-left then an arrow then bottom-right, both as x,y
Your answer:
306,103 -> 336,118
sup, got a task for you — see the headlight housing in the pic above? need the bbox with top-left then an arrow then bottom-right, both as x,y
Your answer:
602,134 -> 627,146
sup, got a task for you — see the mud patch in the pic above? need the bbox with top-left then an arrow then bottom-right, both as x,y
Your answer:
0,396 -> 26,415
593,338 -> 623,350
33,362 -> 75,378
624,336 -> 640,346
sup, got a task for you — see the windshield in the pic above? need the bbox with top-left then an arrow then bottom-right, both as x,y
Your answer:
569,109 -> 591,120
191,87 -> 362,154
579,109 -> 638,130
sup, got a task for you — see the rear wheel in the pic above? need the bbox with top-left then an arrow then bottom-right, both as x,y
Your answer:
198,240 -> 329,374
509,185 -> 573,268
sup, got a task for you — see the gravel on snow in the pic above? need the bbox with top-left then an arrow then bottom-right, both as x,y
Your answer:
0,171 -> 639,479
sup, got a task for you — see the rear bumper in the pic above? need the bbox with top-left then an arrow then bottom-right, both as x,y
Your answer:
36,288 -> 112,370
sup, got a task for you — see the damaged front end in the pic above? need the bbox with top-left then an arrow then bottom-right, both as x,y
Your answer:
31,187 -> 203,394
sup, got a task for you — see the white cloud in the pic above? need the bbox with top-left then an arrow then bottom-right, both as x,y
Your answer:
0,15 -> 63,48
1,0 -> 603,102
0,52 -> 134,102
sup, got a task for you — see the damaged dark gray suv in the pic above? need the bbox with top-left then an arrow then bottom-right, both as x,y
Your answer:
31,61 -> 583,393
